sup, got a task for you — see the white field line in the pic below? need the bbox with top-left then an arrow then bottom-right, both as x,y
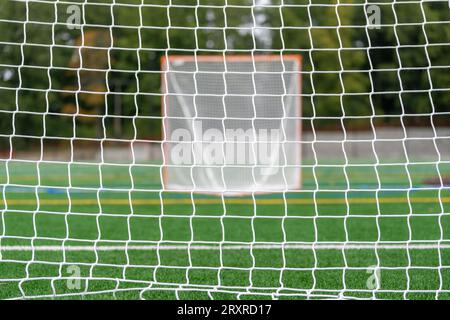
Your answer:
0,243 -> 449,251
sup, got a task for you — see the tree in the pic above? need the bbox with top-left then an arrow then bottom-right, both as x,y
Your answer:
0,0 -> 448,151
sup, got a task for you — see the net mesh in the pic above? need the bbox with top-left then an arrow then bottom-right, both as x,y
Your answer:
162,56 -> 301,193
0,0 -> 449,300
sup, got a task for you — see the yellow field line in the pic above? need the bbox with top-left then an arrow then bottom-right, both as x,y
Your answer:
0,197 -> 449,206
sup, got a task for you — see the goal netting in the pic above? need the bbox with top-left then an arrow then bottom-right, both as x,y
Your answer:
0,0 -> 449,300
162,55 -> 301,193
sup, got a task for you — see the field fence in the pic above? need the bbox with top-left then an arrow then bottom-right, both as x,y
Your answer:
7,127 -> 450,163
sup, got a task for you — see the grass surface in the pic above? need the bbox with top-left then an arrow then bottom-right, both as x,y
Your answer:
0,159 -> 450,299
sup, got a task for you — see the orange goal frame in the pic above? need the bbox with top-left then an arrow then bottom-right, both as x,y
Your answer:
160,54 -> 302,194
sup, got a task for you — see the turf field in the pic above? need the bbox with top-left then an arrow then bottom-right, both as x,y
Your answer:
1,159 -> 450,299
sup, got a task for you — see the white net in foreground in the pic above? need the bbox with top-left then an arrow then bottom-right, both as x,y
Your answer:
0,0 -> 449,300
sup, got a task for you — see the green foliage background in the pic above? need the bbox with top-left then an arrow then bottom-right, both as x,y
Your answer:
0,0 -> 449,150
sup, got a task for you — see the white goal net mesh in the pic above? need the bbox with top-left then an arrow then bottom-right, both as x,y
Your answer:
0,0 -> 449,299
162,55 -> 301,193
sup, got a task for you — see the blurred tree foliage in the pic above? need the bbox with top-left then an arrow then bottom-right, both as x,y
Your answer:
0,0 -> 448,150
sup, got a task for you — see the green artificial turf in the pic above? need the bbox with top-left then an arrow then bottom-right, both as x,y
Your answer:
0,159 -> 450,299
